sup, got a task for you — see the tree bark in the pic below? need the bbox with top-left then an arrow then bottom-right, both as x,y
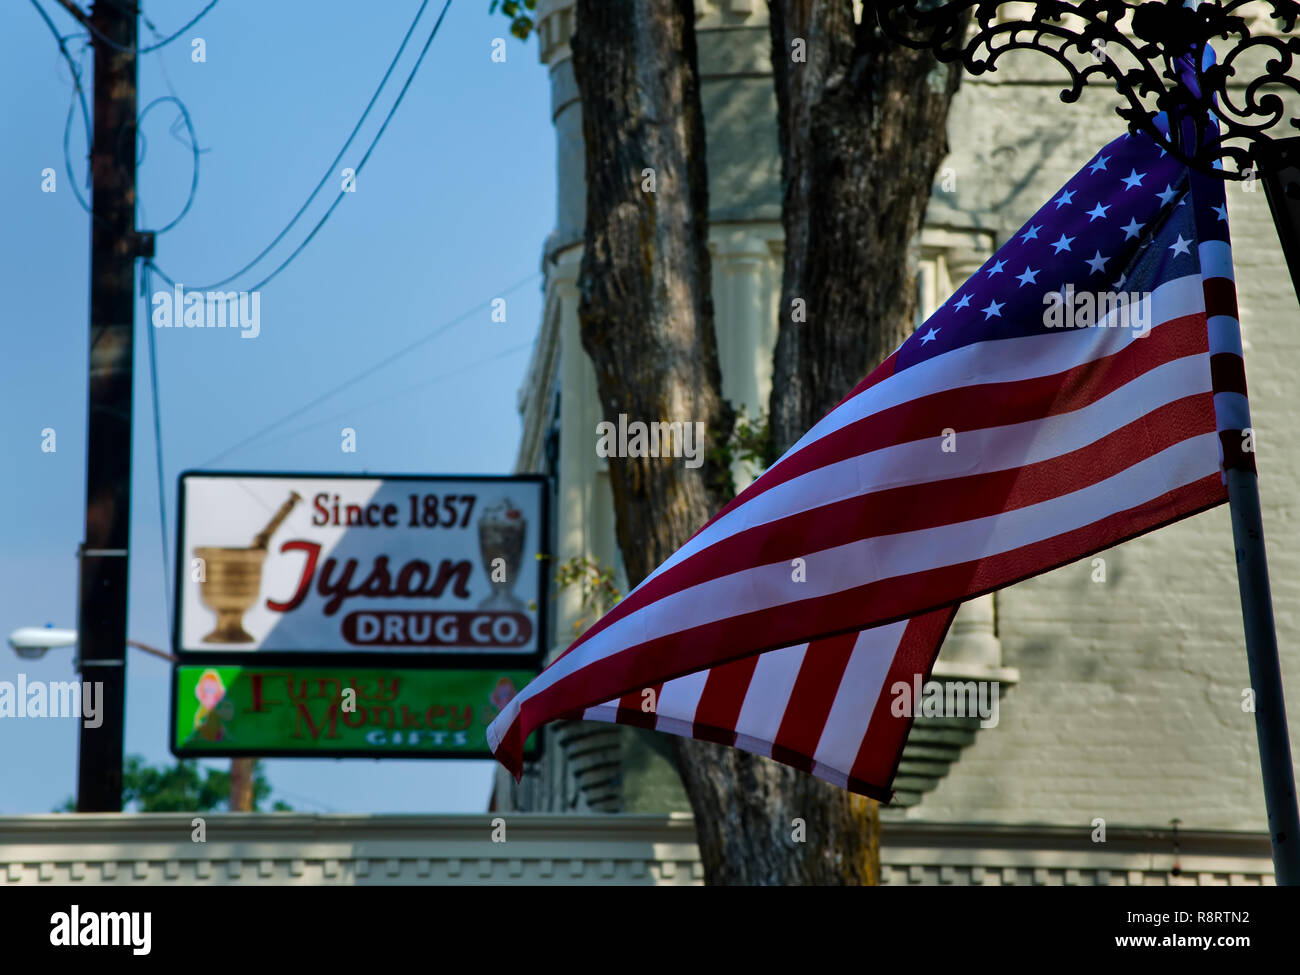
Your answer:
768,0 -> 963,447
570,0 -> 960,885
572,0 -> 734,584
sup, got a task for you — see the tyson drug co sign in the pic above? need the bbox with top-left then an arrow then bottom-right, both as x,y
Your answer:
175,473 -> 548,659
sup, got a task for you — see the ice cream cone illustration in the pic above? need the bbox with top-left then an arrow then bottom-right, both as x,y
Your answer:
196,491 -> 301,643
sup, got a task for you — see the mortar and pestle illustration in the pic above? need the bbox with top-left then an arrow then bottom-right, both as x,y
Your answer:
194,491 -> 302,643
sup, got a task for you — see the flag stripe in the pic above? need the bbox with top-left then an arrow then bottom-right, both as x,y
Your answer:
771,631 -> 859,771
734,642 -> 808,758
850,608 -> 957,791
811,622 -> 911,776
690,654 -> 759,745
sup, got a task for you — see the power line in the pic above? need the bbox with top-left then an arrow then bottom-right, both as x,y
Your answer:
192,270 -> 541,469
30,0 -> 94,212
142,264 -> 174,634
52,0 -> 221,55
256,338 -> 537,451
136,96 -> 202,234
149,0 -> 450,294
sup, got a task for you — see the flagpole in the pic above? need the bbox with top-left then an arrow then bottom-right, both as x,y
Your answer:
1236,135 -> 1300,887
1225,465 -> 1300,885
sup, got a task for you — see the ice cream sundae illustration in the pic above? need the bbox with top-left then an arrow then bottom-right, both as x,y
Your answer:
478,499 -> 526,611
195,491 -> 301,643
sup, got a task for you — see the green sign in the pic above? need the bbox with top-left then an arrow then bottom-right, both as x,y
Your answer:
172,665 -> 538,759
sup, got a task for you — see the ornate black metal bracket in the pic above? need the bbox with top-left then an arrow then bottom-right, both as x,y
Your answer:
875,0 -> 1300,181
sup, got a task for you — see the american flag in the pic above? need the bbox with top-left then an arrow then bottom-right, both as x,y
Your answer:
488,113 -> 1251,801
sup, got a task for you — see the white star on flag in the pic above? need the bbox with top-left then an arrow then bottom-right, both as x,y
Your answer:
1121,168 -> 1145,190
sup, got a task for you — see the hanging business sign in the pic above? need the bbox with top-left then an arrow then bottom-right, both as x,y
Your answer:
171,664 -> 540,759
174,472 -> 548,662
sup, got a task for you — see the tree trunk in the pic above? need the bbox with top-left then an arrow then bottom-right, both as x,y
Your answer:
570,0 -> 960,884
768,1 -> 963,445
572,0 -> 734,582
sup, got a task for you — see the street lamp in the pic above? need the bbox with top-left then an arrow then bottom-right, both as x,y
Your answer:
7,625 -> 177,664
6,626 -> 265,812
7,625 -> 78,661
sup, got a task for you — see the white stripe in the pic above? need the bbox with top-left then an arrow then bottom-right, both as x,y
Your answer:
1214,392 -> 1251,431
808,762 -> 850,790
732,643 -> 808,757
810,622 -> 907,773
654,669 -> 710,735
1208,315 -> 1242,357
1199,240 -> 1235,282
497,431 -> 1219,732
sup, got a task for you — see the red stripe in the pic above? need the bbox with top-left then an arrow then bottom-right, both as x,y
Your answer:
769,632 -> 859,772
609,682 -> 662,730
1210,352 -> 1248,397
690,653 -> 759,746
561,321 -> 1210,658
850,607 -> 957,794
1203,277 -> 1239,321
1219,430 -> 1258,474
497,474 -> 1226,770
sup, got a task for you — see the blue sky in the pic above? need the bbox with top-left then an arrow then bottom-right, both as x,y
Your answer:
0,0 -> 555,813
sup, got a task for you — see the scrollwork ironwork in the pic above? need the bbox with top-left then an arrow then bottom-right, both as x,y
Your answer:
875,0 -> 1300,178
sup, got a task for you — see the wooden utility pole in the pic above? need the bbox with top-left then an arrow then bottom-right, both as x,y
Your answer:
76,0 -> 146,812
229,759 -> 255,811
